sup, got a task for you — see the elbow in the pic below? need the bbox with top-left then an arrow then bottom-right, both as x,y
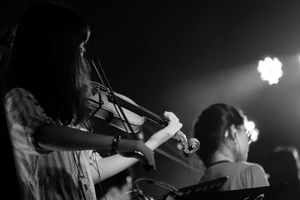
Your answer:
33,124 -> 58,150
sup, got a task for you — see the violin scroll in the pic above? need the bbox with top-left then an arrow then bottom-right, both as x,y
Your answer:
171,129 -> 200,154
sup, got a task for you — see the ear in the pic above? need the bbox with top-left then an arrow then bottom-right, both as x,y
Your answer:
228,125 -> 238,141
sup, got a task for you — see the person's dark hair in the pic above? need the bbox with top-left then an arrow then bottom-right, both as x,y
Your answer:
193,103 -> 244,167
0,28 -> 14,46
4,2 -> 91,125
264,146 -> 300,185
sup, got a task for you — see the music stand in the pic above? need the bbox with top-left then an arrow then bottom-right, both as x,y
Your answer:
176,183 -> 287,200
157,177 -> 228,200
179,176 -> 229,194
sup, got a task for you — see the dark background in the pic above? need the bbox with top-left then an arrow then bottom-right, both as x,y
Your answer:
2,0 -> 300,197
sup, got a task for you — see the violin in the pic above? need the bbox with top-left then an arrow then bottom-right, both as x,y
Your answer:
88,81 -> 199,154
87,58 -> 199,154
88,81 -> 145,134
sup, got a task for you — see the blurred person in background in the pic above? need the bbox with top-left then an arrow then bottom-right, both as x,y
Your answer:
263,145 -> 300,200
193,103 -> 269,190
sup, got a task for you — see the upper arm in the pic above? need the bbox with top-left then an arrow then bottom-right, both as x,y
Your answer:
5,88 -> 54,155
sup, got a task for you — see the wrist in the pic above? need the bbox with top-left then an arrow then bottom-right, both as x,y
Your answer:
145,137 -> 159,150
145,128 -> 173,150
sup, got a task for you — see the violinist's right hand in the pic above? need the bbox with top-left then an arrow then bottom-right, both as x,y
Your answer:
145,111 -> 183,150
118,139 -> 156,171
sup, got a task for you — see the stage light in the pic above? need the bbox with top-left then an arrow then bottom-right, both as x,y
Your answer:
257,57 -> 283,85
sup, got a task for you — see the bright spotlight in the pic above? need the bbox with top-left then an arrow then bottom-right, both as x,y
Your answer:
257,57 -> 283,85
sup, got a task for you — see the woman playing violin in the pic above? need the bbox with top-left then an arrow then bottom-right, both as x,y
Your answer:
2,2 -> 182,200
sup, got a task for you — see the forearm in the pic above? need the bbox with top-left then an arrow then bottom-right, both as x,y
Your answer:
92,138 -> 161,183
93,154 -> 138,183
35,124 -> 115,151
144,128 -> 173,150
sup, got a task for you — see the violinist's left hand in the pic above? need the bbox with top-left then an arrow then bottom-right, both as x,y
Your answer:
145,111 -> 183,150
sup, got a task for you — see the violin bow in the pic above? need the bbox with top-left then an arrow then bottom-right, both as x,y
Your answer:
89,58 -> 153,170
90,57 -> 136,135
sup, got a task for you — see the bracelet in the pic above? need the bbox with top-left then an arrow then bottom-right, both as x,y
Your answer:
111,135 -> 121,154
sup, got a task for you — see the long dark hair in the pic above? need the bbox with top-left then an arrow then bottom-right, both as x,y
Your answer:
193,103 -> 244,166
4,2 -> 91,125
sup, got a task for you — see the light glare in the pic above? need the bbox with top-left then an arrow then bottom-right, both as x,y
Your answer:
245,119 -> 259,143
257,57 -> 283,85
